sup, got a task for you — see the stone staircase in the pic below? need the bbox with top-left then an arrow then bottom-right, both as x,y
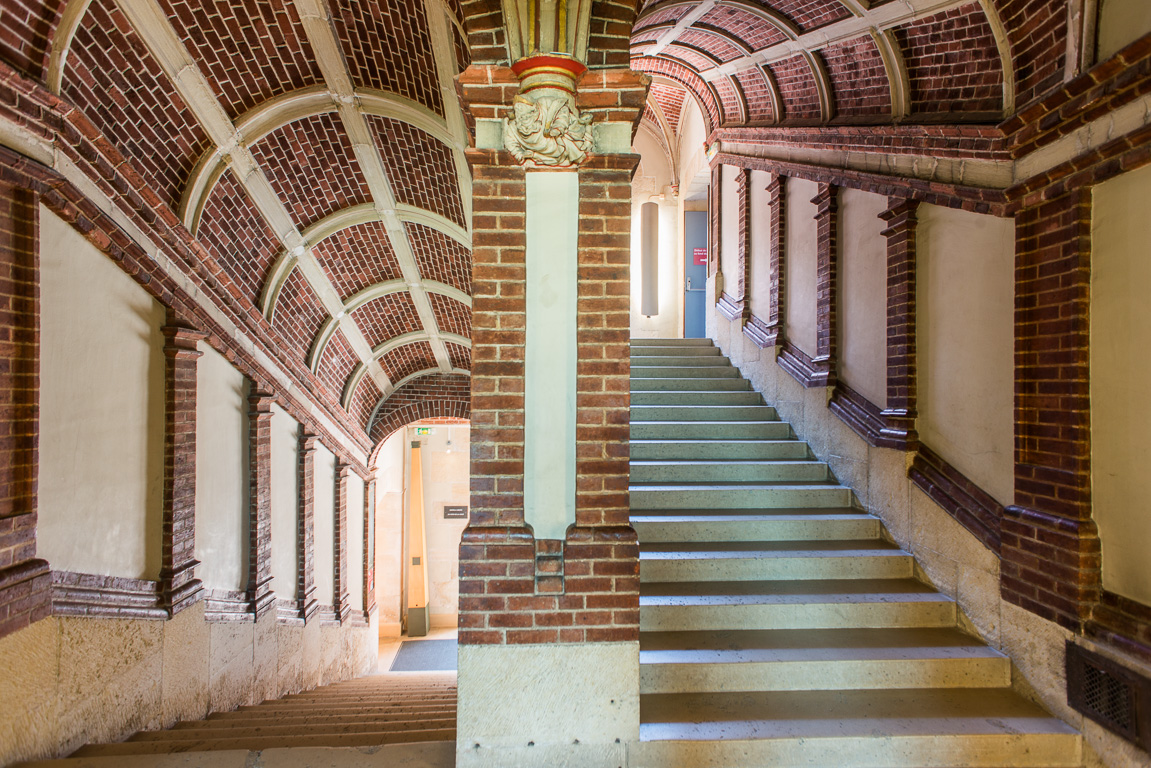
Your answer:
22,673 -> 456,766
626,338 -> 1082,768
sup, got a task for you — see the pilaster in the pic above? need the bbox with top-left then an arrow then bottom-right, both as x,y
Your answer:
744,172 -> 785,348
334,462 -> 351,623
160,319 -> 207,616
246,388 -> 275,619
296,433 -> 319,622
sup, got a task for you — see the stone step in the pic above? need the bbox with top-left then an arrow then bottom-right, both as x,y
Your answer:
631,377 -> 752,391
631,338 -> 714,346
70,728 -> 457,756
639,578 -> 956,632
630,482 -> 853,510
630,510 -> 879,543
630,439 -> 809,461
134,717 -> 456,743
629,404 -> 778,422
199,705 -> 458,724
20,742 -> 458,767
633,688 -> 1080,767
631,421 -> 793,441
630,390 -> 764,406
639,540 -> 912,582
639,627 -> 1012,693
629,346 -> 722,356
630,459 -> 829,484
630,355 -> 733,367
631,365 -> 742,378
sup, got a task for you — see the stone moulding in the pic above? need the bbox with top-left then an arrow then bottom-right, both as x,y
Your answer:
50,570 -> 168,620
909,444 -> 1003,553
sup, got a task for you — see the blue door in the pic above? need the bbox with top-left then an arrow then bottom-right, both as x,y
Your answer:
684,210 -> 707,338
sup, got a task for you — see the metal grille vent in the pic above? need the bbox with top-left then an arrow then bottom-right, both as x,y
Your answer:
1067,641 -> 1150,750
1083,661 -> 1134,732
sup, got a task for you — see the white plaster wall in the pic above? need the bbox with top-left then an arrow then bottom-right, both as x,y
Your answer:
719,164 -> 741,285
676,98 -> 709,200
747,169 -> 773,322
1098,0 -> 1151,62
916,204 -> 1014,506
784,177 -> 819,356
37,206 -> 165,579
630,128 -> 682,338
195,345 -> 249,592
269,404 -> 299,601
373,429 -> 405,636
313,444 -> 337,606
837,187 -> 889,407
347,471 -> 366,613
416,424 -> 470,626
1091,164 -> 1151,606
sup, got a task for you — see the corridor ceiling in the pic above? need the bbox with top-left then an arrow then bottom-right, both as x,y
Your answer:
12,0 -> 1068,445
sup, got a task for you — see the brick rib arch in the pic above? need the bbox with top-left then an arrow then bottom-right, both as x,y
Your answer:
367,373 -> 471,465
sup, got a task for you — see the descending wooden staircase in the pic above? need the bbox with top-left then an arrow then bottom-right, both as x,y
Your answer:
626,337 -> 1082,768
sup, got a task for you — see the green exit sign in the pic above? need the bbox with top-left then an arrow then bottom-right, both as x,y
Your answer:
416,427 -> 432,435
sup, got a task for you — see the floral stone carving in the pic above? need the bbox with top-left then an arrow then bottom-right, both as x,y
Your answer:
504,93 -> 594,168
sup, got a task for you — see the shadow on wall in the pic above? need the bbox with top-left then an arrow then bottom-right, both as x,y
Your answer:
373,421 -> 470,640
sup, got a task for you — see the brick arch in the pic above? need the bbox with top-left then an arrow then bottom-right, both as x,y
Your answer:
367,373 -> 471,466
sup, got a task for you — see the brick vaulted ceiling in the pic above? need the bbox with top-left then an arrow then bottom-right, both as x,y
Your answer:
12,0 -> 1072,444
40,0 -> 474,439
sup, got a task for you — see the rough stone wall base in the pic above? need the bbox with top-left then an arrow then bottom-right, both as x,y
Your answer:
0,603 -> 377,765
456,642 -> 639,768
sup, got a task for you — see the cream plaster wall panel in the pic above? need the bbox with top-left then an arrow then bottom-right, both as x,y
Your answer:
1091,164 -> 1151,606
748,169 -> 773,320
631,130 -> 682,339
37,206 -> 165,580
916,204 -> 1014,506
837,187 -> 889,407
195,344 -> 249,592
783,177 -> 820,356
314,444 -> 338,606
456,642 -> 639,768
415,424 -> 469,625
270,404 -> 300,601
719,164 -> 741,283
1098,0 -> 1151,62
0,605 -> 375,765
374,429 -> 405,635
676,99 -> 710,203
347,471 -> 366,613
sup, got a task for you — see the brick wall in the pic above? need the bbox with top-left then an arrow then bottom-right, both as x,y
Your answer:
0,180 -> 48,638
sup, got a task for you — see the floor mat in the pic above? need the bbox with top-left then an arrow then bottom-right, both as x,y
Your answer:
389,638 -> 459,672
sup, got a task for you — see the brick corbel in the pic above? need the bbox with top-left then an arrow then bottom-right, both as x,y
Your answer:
296,433 -> 319,622
744,172 -> 785,349
247,389 -> 275,620
334,462 -> 352,623
160,321 -> 207,616
810,182 -> 838,388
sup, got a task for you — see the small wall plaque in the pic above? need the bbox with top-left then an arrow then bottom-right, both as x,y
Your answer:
444,505 -> 468,519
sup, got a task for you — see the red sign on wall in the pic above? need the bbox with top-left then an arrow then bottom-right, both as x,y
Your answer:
693,247 -> 708,266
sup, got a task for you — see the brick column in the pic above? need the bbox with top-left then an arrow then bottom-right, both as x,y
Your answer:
246,388 -> 274,619
879,197 -> 919,448
334,462 -> 351,623
296,433 -> 318,622
160,320 -> 207,615
0,183 -> 49,640
745,172 -> 785,348
1004,189 -> 1100,631
455,59 -> 646,766
811,182 -> 838,387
